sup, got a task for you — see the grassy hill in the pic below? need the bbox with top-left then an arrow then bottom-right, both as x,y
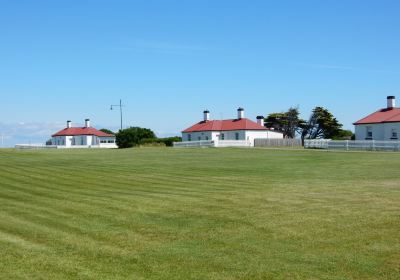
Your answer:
0,148 -> 399,279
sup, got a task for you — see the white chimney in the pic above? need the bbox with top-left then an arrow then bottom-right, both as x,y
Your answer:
203,110 -> 210,121
85,119 -> 90,128
67,120 -> 72,128
257,116 -> 264,127
387,96 -> 396,109
237,107 -> 245,119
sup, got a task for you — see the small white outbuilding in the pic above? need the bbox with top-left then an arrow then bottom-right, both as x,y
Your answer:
51,119 -> 117,148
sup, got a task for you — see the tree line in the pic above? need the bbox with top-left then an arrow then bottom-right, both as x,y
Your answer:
264,107 -> 353,144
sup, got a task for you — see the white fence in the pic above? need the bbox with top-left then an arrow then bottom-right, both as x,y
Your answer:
173,140 -> 215,148
14,144 -> 113,149
254,138 -> 302,147
215,140 -> 252,147
173,140 -> 252,148
15,144 -> 57,149
304,139 -> 400,151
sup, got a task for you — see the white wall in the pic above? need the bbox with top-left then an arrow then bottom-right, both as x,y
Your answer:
52,136 -> 66,146
355,123 -> 400,140
99,136 -> 117,148
245,130 -> 283,143
182,130 -> 283,143
182,131 -> 213,141
383,123 -> 400,140
51,135 -> 117,148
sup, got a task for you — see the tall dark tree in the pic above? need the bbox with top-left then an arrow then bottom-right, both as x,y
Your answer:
284,107 -> 303,138
264,113 -> 286,134
264,107 -> 304,138
300,107 -> 343,144
116,127 -> 156,148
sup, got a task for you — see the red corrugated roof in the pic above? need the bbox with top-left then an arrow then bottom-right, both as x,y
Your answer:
354,108 -> 400,125
182,118 -> 271,132
52,127 -> 114,137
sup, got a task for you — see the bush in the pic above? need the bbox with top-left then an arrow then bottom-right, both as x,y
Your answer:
116,127 -> 156,148
116,127 -> 181,148
332,129 -> 354,140
159,136 -> 182,147
138,138 -> 167,147
138,137 -> 182,147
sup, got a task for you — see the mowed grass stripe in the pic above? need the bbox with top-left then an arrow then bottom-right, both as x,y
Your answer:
1,160 -> 246,197
0,148 -> 399,279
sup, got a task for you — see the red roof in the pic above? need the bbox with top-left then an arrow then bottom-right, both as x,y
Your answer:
354,108 -> 400,125
182,118 -> 272,132
52,127 -> 114,137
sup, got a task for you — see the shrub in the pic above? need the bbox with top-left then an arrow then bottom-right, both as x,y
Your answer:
116,127 -> 156,148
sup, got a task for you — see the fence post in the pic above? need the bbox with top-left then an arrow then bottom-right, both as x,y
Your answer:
372,140 -> 375,151
346,140 -> 349,151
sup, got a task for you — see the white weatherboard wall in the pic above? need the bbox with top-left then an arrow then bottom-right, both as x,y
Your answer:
182,131 -> 213,142
51,135 -> 117,148
355,123 -> 400,141
245,130 -> 283,143
182,130 -> 283,145
99,136 -> 118,148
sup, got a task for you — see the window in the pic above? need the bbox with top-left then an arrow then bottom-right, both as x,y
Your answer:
221,133 -> 225,140
235,132 -> 239,140
198,136 -> 201,141
100,140 -> 107,143
188,134 -> 191,141
366,126 -> 372,139
205,136 -> 209,140
391,128 -> 398,139
108,140 -> 114,143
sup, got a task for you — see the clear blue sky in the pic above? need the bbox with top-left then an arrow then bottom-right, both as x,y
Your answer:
1,0 -> 399,145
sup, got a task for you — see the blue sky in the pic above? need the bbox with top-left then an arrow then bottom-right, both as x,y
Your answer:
0,0 -> 399,146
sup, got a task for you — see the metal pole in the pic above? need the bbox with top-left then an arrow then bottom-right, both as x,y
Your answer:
120,99 -> 123,131
110,99 -> 124,131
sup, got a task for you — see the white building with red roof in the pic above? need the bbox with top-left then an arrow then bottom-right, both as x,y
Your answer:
354,96 -> 400,141
51,119 -> 117,148
181,108 -> 283,146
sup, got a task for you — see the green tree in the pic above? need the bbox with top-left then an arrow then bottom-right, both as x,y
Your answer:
99,128 -> 114,135
116,127 -> 156,148
284,107 -> 304,138
264,113 -> 286,133
301,107 -> 343,144
264,107 -> 304,138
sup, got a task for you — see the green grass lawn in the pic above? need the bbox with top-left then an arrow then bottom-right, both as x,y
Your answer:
0,147 -> 399,279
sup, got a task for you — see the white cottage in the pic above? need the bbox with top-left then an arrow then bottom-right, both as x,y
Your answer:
51,119 -> 117,148
182,108 -> 283,145
354,96 -> 400,141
